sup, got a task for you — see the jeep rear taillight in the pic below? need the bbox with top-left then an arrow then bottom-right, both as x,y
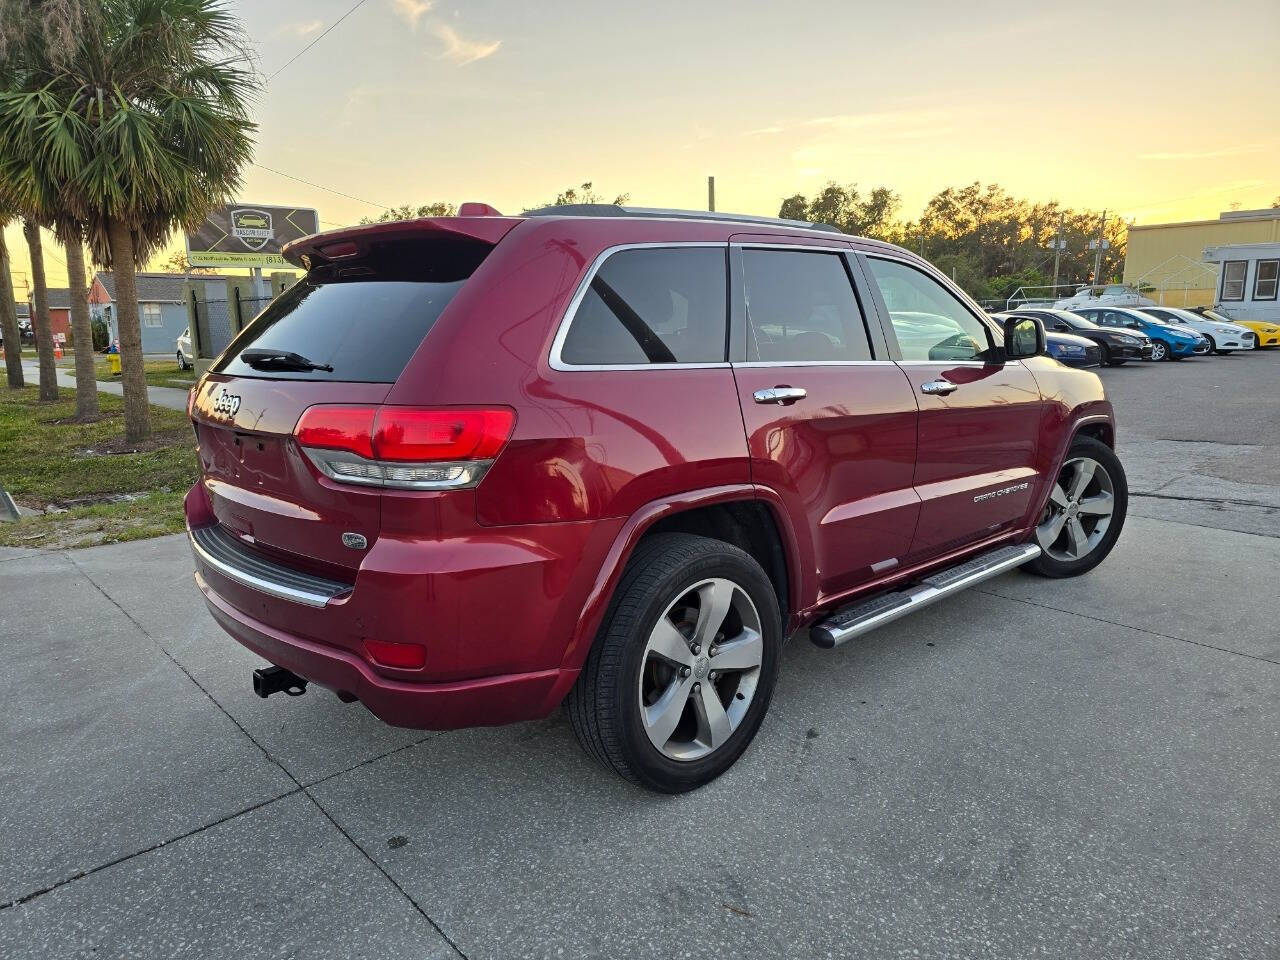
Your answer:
294,405 -> 514,490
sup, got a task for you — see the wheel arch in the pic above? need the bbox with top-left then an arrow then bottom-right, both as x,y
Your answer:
558,485 -> 803,675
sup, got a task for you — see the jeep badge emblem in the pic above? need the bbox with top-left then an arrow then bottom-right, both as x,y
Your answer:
342,532 -> 368,550
212,389 -> 241,417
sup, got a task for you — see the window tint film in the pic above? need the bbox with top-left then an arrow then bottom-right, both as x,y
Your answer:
215,237 -> 491,383
560,247 -> 727,365
740,249 -> 872,362
1221,260 -> 1247,301
866,257 -> 992,362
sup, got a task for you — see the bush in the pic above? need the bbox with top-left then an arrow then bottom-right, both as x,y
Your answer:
91,317 -> 109,351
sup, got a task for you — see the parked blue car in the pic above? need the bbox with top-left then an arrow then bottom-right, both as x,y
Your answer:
1074,306 -> 1209,361
1044,330 -> 1101,367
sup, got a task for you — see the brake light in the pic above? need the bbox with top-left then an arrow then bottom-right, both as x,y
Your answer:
292,405 -> 514,490
374,408 -> 513,462
295,406 -> 376,459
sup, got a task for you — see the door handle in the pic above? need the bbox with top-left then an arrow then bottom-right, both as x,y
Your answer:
920,378 -> 958,396
753,386 -> 807,405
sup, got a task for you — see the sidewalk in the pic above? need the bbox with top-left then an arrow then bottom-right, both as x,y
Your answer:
18,363 -> 189,412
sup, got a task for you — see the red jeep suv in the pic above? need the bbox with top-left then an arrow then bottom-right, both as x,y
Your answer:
186,205 -> 1127,792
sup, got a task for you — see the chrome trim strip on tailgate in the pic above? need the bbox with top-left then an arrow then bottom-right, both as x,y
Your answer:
189,524 -> 352,609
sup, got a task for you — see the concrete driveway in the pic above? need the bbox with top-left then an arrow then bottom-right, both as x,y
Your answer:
2,352 -> 1278,959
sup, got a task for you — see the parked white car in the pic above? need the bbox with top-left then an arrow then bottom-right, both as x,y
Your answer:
177,327 -> 194,370
1136,306 -> 1255,354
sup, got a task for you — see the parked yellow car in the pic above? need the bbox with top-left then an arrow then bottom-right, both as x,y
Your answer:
1193,308 -> 1280,348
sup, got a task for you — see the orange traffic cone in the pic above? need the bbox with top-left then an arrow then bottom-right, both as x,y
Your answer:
55,342 -> 63,360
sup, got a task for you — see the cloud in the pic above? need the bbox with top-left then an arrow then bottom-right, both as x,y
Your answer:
431,23 -> 501,65
391,0 -> 433,28
748,109 -> 955,139
277,19 -> 323,36
1138,145 -> 1265,161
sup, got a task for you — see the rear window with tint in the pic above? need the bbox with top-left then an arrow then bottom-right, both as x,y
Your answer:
214,237 -> 489,382
559,246 -> 728,365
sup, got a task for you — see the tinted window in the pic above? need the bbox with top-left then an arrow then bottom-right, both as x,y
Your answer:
215,237 -> 489,382
1221,260 -> 1247,301
560,247 -> 727,365
866,257 -> 992,362
1059,313 -> 1097,330
741,250 -> 872,362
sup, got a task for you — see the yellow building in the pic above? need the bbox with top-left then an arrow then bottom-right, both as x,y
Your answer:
1123,208 -> 1280,308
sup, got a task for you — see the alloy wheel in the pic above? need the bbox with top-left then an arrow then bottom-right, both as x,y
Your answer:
638,577 -> 763,761
1036,457 -> 1116,562
1150,341 -> 1167,361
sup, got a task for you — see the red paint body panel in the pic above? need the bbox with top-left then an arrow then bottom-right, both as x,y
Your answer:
188,214 -> 1116,730
732,364 -> 921,603
897,360 -> 1045,558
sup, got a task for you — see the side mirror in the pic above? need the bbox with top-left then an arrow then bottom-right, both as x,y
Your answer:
1003,314 -> 1044,359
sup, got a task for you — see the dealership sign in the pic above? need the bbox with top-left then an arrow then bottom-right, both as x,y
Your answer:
186,203 -> 319,267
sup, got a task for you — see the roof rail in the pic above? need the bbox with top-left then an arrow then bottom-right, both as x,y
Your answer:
520,203 -> 843,234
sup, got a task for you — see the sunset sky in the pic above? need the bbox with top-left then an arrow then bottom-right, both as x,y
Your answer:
6,0 -> 1278,293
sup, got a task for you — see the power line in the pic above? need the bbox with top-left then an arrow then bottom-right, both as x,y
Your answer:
251,162 -> 389,210
267,0 -> 372,83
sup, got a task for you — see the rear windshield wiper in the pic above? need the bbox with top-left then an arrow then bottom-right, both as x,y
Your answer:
239,348 -> 334,372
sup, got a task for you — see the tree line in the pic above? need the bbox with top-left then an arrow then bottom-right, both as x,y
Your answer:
0,0 -> 256,440
780,181 -> 1128,303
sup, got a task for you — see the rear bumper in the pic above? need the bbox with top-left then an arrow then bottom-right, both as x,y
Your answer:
196,573 -> 576,728
184,481 -> 615,728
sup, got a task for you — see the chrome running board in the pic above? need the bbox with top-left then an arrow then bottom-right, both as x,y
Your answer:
809,543 -> 1041,648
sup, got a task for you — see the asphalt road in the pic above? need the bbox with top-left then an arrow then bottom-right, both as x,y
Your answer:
2,350 -> 1278,959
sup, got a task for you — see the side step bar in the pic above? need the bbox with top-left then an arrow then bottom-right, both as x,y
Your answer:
810,543 -> 1040,648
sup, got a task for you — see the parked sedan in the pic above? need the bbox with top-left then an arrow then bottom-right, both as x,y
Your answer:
1044,329 -> 1102,367
1010,307 -> 1152,365
1073,306 -> 1209,361
1136,306 -> 1254,354
1190,307 -> 1280,349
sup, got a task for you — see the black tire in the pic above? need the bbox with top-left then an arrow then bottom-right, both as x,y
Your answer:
1150,340 -> 1170,362
1023,435 -> 1127,579
566,533 -> 782,792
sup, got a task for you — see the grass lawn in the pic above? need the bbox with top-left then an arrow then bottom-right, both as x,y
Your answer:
0,385 -> 197,549
94,357 -> 196,389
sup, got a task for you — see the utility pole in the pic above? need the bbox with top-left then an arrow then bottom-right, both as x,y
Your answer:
1051,213 -> 1065,291
1091,209 -> 1107,287
707,176 -> 715,213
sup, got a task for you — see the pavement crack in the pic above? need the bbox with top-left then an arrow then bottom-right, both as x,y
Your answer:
0,789 -> 303,912
976,588 -> 1280,667
62,553 -> 469,956
300,792 -> 470,959
1131,490 -> 1280,509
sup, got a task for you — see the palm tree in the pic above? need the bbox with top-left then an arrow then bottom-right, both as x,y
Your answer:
0,0 -> 258,441
64,234 -> 98,418
0,215 -> 23,388
22,218 -> 57,400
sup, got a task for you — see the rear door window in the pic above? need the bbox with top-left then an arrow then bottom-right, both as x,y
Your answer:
558,246 -> 727,365
740,249 -> 873,361
214,237 -> 490,382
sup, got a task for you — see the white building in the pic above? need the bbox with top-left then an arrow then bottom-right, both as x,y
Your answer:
1203,241 -> 1280,325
